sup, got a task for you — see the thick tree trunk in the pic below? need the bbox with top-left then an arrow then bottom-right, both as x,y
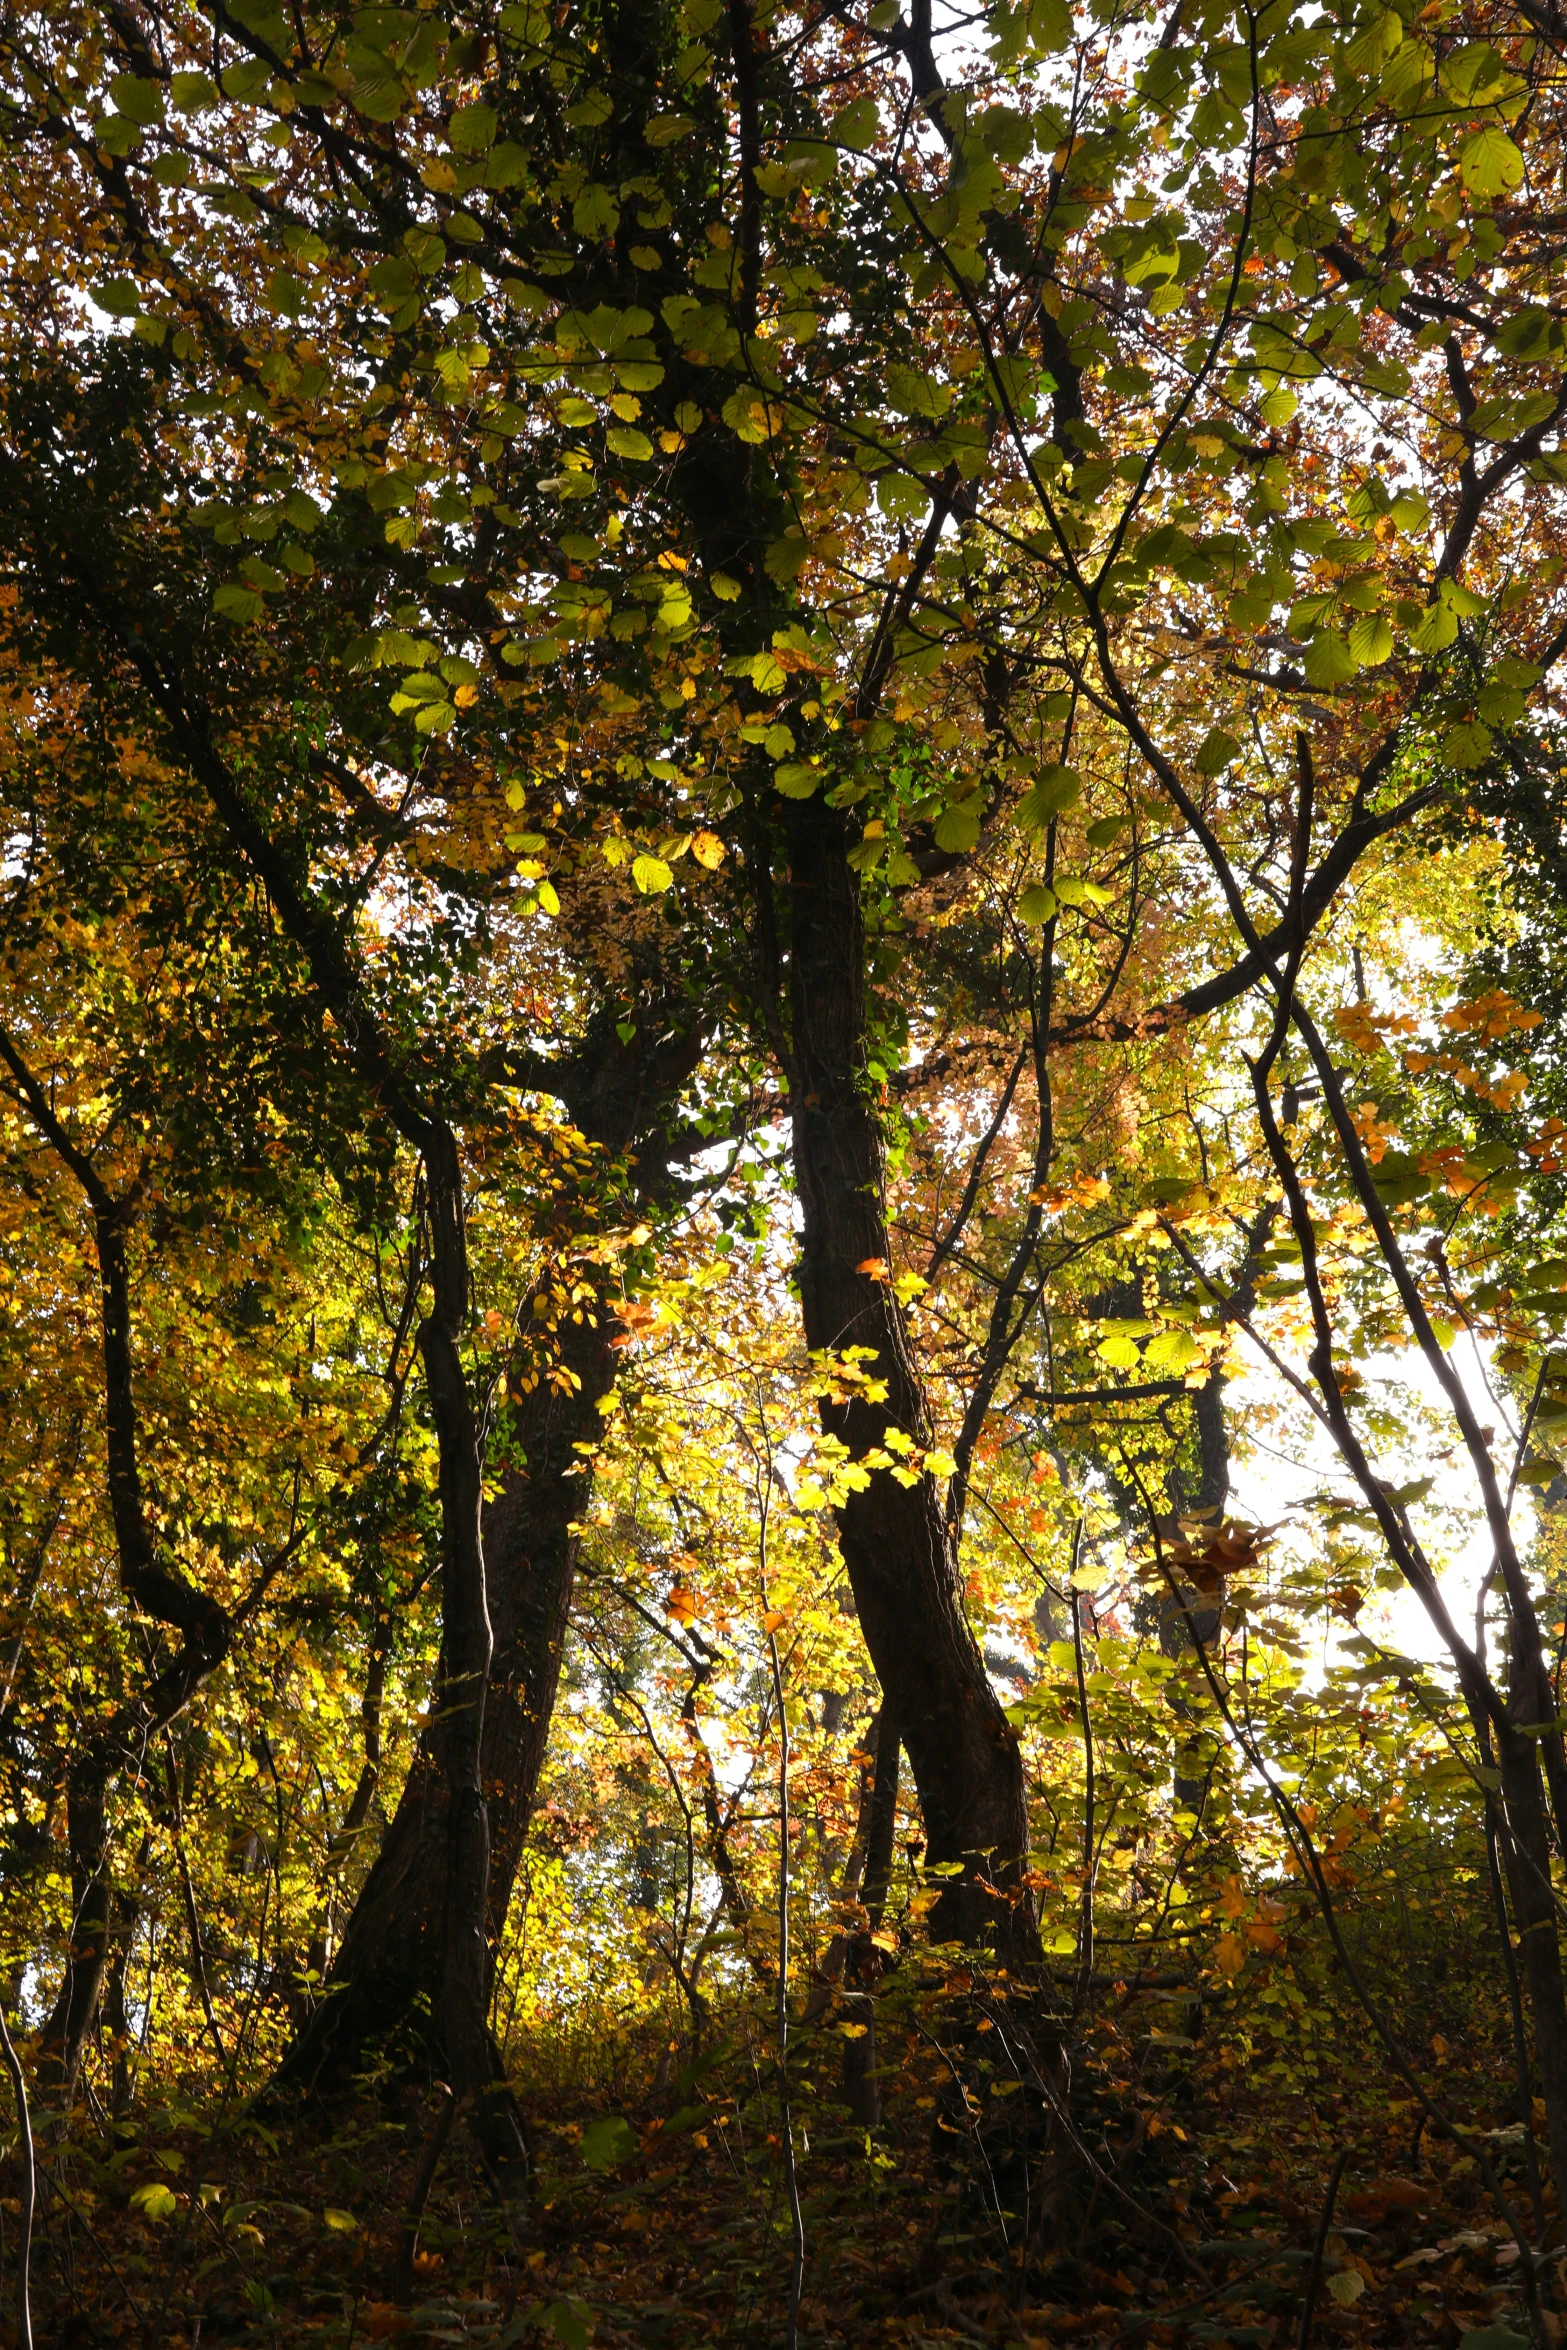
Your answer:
275,1015 -> 699,2094
413,1120 -> 526,2182
1490,1723 -> 1567,2207
274,1300 -> 614,2095
38,1780 -> 113,2096
784,805 -> 1038,1963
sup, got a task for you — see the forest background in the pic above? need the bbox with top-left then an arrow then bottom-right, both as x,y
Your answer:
3,0 -> 1567,2343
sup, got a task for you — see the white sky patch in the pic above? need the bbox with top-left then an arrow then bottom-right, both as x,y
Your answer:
1225,1324 -> 1537,1682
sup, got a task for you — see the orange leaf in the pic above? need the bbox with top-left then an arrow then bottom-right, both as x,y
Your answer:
762,1609 -> 788,1634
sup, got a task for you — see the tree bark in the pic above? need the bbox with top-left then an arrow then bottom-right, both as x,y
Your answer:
37,1781 -> 113,2096
783,803 -> 1038,1963
844,1706 -> 900,2124
273,1296 -> 615,2094
274,1017 -> 703,2094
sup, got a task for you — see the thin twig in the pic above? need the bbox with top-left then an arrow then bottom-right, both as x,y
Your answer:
1298,2148 -> 1349,2349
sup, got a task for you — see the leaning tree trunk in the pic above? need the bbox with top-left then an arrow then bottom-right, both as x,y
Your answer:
273,1018 -> 700,2096
784,802 -> 1039,1964
273,1297 -> 617,2094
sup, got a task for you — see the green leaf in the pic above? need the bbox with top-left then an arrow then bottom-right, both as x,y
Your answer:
1496,306 -> 1558,359
1347,613 -> 1394,667
448,101 -> 498,151
221,58 -> 273,101
533,2299 -> 595,2350
95,276 -> 143,318
773,763 -> 821,799
1441,721 -> 1494,770
722,388 -> 782,444
1478,680 -> 1527,725
932,797 -> 983,852
573,183 -> 621,239
322,2207 -> 358,2232
1145,1328 -> 1205,1373
499,0 -> 553,40
1302,631 -> 1357,686
1408,599 -> 1459,653
352,63 -> 406,120
1194,726 -> 1240,775
111,73 -> 165,124
1018,884 -> 1057,924
830,95 -> 880,151
93,113 -> 142,156
580,2116 -> 637,2170
213,584 -> 266,622
366,255 -> 420,310
1459,125 -> 1524,197
605,426 -> 654,461
170,70 -> 218,110
130,2182 -> 179,2222
265,266 -> 306,316
1015,764 -> 1082,830
631,854 -> 674,894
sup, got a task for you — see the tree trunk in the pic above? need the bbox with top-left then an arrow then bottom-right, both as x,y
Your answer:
784,803 -> 1038,1963
274,1296 -> 614,2096
272,1016 -> 700,2098
1159,1371 -> 1229,1816
1494,1725 -> 1567,2206
37,1779 -> 113,2096
844,1706 -> 900,2125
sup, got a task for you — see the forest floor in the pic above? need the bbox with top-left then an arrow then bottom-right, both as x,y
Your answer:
8,1968 -> 1546,2350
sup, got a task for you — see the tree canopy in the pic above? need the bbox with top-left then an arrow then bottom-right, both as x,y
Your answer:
3,0 -> 1567,2341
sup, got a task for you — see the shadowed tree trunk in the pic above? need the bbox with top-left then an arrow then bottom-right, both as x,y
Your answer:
0,1029 -> 231,2098
843,1705 -> 900,2125
273,1300 -> 616,2094
783,802 -> 1039,1966
274,1019 -> 705,2096
38,1781 -> 113,2096
1159,1372 -> 1230,1817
